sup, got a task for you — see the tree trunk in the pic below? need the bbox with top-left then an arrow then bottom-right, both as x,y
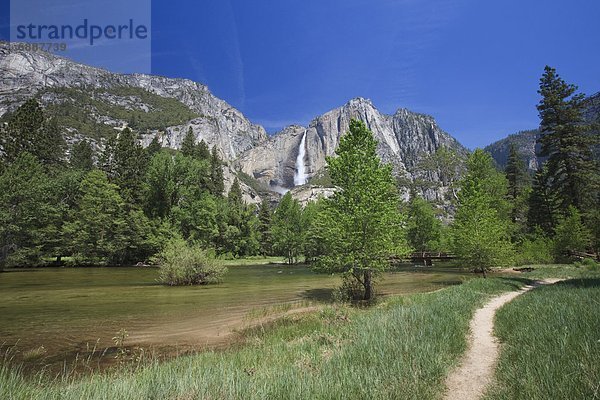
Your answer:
363,270 -> 373,300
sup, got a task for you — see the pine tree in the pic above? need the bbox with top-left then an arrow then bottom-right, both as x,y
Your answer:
181,127 -> 196,158
69,140 -> 94,171
143,151 -> 176,218
0,99 -> 65,166
504,144 -> 530,239
537,66 -> 599,213
146,135 -> 162,157
257,199 -> 272,256
527,165 -> 560,236
210,146 -> 225,196
197,139 -> 211,160
0,153 -> 58,266
313,119 -> 410,300
63,170 -> 128,264
113,128 -> 147,207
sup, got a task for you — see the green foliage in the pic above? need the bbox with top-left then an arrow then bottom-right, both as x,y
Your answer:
301,199 -> 326,262
212,178 -> 260,257
537,66 -> 599,214
406,195 -> 442,252
257,199 -> 272,256
209,146 -> 225,196
313,119 -> 410,300
514,231 -> 555,266
143,151 -> 177,219
0,99 -> 65,166
553,206 -> 592,260
69,140 -> 94,171
43,86 -> 199,139
63,170 -> 128,264
504,144 -> 530,235
155,238 -> 227,286
452,149 -> 514,274
527,165 -> 560,235
415,146 -> 466,202
271,192 -> 304,264
0,153 -> 59,266
180,127 -> 197,158
146,135 -> 162,157
111,128 -> 148,206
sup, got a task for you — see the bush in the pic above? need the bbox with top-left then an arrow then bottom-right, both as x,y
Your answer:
515,234 -> 555,265
574,258 -> 600,271
553,207 -> 592,260
155,239 -> 227,286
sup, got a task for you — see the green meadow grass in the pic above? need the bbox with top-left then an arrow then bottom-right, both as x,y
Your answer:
485,275 -> 600,400
1,277 -> 529,400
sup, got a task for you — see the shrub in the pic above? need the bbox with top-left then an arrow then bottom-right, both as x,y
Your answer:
155,239 -> 227,286
515,233 -> 555,265
553,206 -> 592,260
574,258 -> 600,271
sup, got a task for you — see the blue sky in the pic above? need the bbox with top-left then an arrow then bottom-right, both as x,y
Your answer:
2,0 -> 599,148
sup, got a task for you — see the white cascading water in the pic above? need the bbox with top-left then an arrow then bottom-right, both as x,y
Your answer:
293,130 -> 307,186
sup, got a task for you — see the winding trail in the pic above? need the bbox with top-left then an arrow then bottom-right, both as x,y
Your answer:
444,279 -> 562,400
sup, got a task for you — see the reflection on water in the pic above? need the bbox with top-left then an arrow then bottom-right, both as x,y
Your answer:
0,263 -> 470,366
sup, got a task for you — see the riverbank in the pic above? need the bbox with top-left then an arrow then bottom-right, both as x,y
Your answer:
0,263 -> 470,375
1,264 -> 597,399
0,275 -> 529,399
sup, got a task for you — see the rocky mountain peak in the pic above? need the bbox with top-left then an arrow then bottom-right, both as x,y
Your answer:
237,98 -> 466,192
0,42 -> 267,161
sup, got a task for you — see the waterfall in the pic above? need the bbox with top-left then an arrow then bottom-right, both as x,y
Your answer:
293,130 -> 307,186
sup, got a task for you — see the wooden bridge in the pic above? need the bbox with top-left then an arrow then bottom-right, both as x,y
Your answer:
390,252 -> 457,266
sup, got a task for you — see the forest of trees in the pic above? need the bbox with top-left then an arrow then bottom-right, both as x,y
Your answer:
0,66 -> 598,298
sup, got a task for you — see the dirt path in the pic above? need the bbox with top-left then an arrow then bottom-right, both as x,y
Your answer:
443,279 -> 562,400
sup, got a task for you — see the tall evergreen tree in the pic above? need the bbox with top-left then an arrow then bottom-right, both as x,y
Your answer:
113,128 -> 147,207
257,199 -> 272,256
537,66 -> 599,213
63,170 -> 128,264
69,140 -> 94,171
504,144 -> 530,239
527,165 -> 560,236
197,139 -> 211,160
210,146 -> 225,196
143,151 -> 176,219
0,99 -> 65,166
313,119 -> 410,300
146,135 -> 162,157
181,127 -> 197,158
0,153 -> 58,266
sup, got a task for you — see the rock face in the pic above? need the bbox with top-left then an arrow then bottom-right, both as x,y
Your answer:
288,185 -> 338,207
0,41 -> 267,161
0,43 -> 474,205
237,97 -> 466,190
484,129 -> 542,171
485,92 -> 600,170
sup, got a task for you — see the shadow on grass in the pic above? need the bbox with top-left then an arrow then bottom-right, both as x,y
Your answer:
496,276 -> 537,290
555,278 -> 600,288
300,288 -> 334,302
